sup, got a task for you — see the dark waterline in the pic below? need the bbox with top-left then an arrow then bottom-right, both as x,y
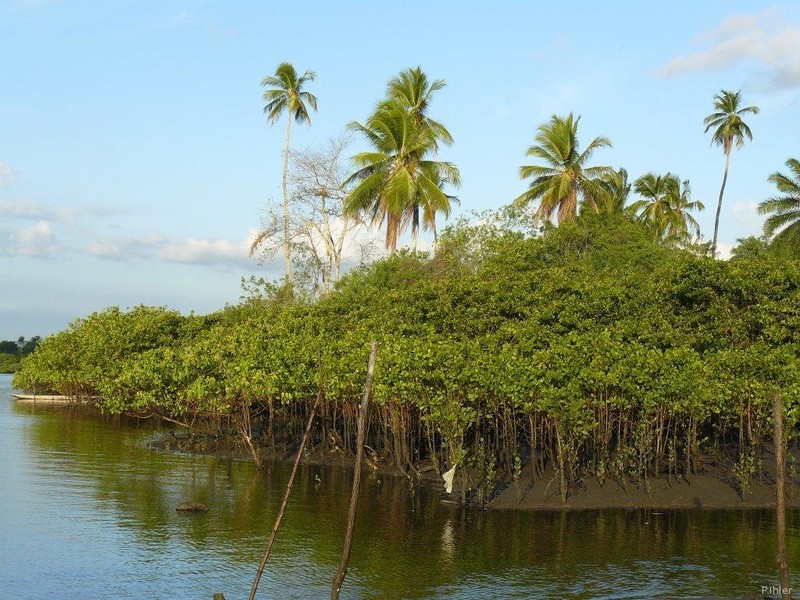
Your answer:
0,373 -> 797,599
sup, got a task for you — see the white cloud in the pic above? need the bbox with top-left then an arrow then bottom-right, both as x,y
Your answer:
1,220 -> 58,257
0,161 -> 20,188
716,241 -> 734,260
731,200 -> 763,226
87,234 -> 166,261
158,236 -> 251,266
658,10 -> 800,90
0,199 -> 119,222
88,230 -> 258,269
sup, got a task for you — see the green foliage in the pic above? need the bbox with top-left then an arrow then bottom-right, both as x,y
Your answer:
758,157 -> 800,251
0,353 -> 21,373
703,90 -> 759,155
261,63 -> 318,125
516,113 -> 613,222
345,67 -> 460,253
14,213 -> 800,502
0,335 -> 42,373
0,341 -> 18,354
629,172 -> 704,246
0,336 -> 41,371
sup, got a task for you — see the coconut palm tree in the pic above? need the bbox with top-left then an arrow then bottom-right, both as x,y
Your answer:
383,67 -> 456,251
516,114 -> 613,222
630,173 -> 673,242
703,89 -> 759,257
262,63 -> 318,284
386,66 -> 454,150
665,178 -> 704,245
344,103 -> 460,253
630,173 -> 703,246
597,168 -> 631,215
758,158 -> 800,249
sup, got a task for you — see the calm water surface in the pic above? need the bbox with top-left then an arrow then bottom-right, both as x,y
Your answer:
0,373 -> 797,599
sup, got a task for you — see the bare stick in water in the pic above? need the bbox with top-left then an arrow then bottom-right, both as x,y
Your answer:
773,393 -> 791,599
331,341 -> 378,600
249,388 -> 322,600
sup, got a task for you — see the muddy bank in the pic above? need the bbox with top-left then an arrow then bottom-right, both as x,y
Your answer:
494,444 -> 800,510
146,431 -> 800,511
491,466 -> 800,511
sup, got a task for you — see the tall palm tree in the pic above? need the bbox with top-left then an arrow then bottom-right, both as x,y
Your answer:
516,114 -> 613,222
630,173 -> 704,246
386,66 -> 454,150
703,89 -> 759,257
262,63 -> 318,284
630,173 -> 673,242
597,168 -> 631,214
344,104 -> 460,253
664,177 -> 704,246
758,158 -> 800,248
384,67 -> 455,251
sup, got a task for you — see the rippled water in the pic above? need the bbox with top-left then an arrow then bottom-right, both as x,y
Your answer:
0,373 -> 797,599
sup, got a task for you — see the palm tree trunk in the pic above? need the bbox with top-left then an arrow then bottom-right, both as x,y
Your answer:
282,115 -> 293,284
712,151 -> 731,258
411,205 -> 419,254
386,214 -> 399,254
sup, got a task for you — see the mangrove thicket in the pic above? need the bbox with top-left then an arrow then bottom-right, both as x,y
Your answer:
14,213 -> 800,503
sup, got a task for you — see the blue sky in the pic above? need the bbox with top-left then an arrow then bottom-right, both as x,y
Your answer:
2,0 -> 799,339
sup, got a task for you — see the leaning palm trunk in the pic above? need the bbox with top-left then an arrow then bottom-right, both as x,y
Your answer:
712,151 -> 730,258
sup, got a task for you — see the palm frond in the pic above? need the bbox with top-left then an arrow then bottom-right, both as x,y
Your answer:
261,62 -> 318,126
518,113 -> 611,222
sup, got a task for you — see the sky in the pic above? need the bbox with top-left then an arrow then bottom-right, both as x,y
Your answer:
1,0 -> 799,339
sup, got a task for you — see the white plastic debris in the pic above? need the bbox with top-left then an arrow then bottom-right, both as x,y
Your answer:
442,464 -> 457,494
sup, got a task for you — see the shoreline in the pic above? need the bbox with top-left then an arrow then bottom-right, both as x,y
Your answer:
491,466 -> 800,511
146,431 -> 800,512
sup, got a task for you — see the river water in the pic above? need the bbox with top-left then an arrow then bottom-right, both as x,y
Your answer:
0,373 -> 797,599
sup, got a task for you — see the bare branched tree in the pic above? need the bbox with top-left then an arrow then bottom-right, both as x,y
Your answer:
250,136 -> 373,295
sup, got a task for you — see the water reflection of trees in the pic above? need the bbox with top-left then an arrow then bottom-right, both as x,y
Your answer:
20,404 -> 800,598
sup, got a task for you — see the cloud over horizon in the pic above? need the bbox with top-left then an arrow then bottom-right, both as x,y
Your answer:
0,220 -> 58,258
0,197 -> 263,270
0,161 -> 20,188
0,199 -> 120,222
658,10 -> 800,90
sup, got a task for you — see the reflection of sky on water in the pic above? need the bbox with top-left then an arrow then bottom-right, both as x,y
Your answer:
1,374 -> 798,599
441,519 -> 456,566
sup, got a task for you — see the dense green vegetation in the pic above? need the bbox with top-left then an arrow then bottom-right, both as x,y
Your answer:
14,214 -> 800,502
0,336 -> 40,373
